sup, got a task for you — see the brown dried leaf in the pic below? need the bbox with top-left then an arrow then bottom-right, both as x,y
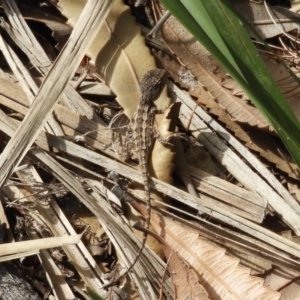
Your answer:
212,53 -> 300,123
162,245 -> 211,299
58,0 -> 176,203
135,223 -> 210,300
153,50 -> 300,179
263,232 -> 300,299
133,202 -> 281,300
58,0 -> 170,119
150,102 -> 181,186
264,267 -> 300,298
160,11 -> 270,129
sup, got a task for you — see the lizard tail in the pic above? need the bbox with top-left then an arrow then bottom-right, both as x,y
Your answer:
103,174 -> 151,288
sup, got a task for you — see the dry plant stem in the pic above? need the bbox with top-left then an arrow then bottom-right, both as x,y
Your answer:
1,104 -> 300,260
2,0 -> 51,73
189,167 -> 266,223
0,250 -> 39,263
0,35 -> 63,136
0,34 -> 36,100
3,183 -> 75,298
148,10 -> 171,38
1,120 -> 149,295
30,149 -> 169,299
26,228 -> 75,299
2,0 -> 103,124
0,235 -> 81,256
164,203 -> 300,271
15,161 -> 106,295
0,2 -> 111,293
0,0 -> 109,290
0,0 -> 101,171
0,0 -> 113,188
167,81 -> 300,235
0,25 -> 38,99
1,0 -> 63,135
0,110 -> 164,297
42,136 -> 300,258
0,82 -> 118,158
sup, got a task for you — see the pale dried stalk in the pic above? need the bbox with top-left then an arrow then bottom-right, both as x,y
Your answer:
0,109 -> 110,298
2,0 -> 104,123
189,167 -> 266,223
15,161 -> 106,296
0,0 -> 113,187
0,83 -> 117,157
1,102 -> 300,262
0,35 -> 63,136
36,133 -> 300,259
0,0 -> 113,295
0,235 -> 81,256
26,229 -> 75,300
169,81 -> 300,235
30,148 -> 171,299
0,107 -> 169,297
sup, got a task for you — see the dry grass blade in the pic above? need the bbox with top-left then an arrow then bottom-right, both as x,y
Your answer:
153,50 -> 300,179
189,167 -> 266,223
28,133 -> 300,260
2,100 -> 300,265
25,229 -> 75,299
1,1 -> 300,299
0,0 -> 113,187
0,1 -> 114,298
168,81 -> 300,235
2,0 -> 103,123
0,235 -> 81,256
14,160 -> 106,296
0,77 -> 118,159
28,148 -> 173,299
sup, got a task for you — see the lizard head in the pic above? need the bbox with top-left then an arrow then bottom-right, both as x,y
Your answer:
140,69 -> 166,104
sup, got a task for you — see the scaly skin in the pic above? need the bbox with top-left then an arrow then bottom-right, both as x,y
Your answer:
104,69 -> 166,288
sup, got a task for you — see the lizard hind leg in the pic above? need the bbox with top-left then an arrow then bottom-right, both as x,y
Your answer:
154,129 -> 190,147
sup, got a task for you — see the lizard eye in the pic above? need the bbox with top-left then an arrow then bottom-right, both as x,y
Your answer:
152,81 -> 163,97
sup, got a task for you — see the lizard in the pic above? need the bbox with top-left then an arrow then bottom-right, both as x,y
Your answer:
104,69 -> 167,288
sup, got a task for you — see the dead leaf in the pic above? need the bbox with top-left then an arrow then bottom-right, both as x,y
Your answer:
133,222 -> 210,300
263,232 -> 300,299
153,50 -> 300,179
58,0 -> 170,119
133,202 -> 281,300
159,9 -> 270,129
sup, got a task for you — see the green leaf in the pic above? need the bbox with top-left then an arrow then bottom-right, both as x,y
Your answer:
87,287 -> 105,300
160,0 -> 300,167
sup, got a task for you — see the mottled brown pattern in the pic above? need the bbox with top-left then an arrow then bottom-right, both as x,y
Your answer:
126,68 -> 166,279
105,69 -> 166,288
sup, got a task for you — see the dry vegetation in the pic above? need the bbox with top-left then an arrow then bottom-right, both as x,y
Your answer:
0,0 -> 300,299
